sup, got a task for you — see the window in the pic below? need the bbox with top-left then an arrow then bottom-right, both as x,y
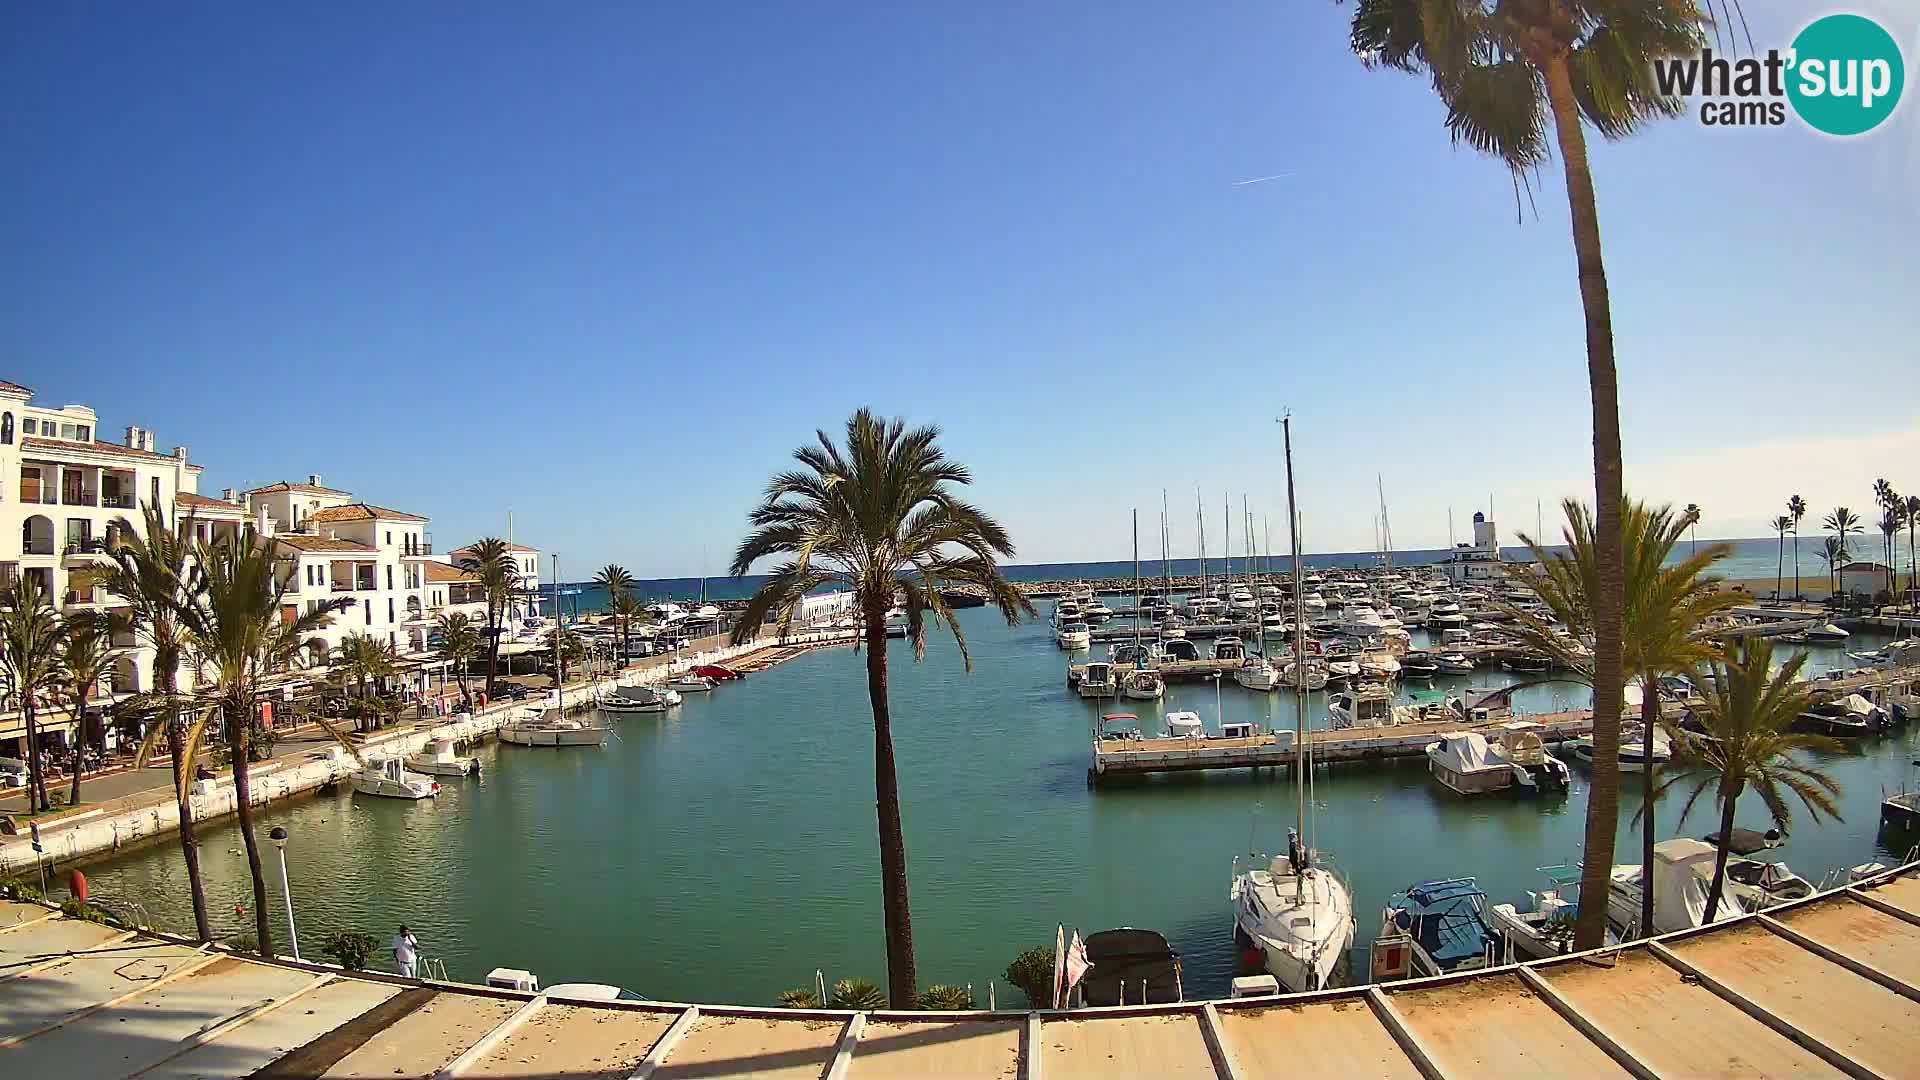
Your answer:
387,598 -> 395,623
0,413 -> 11,445
385,565 -> 393,590
385,530 -> 392,545
76,425 -> 89,442
151,477 -> 160,507
60,423 -> 75,439
20,418 -> 33,435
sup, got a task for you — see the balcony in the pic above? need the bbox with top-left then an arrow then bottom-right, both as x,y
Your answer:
101,493 -> 135,509
62,488 -> 98,507
63,538 -> 111,564
331,582 -> 353,593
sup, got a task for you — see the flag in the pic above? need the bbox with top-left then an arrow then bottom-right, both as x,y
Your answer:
1064,931 -> 1093,998
1051,925 -> 1066,1009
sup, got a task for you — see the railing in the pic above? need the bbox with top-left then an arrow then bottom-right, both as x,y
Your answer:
101,493 -> 135,509
62,489 -> 98,506
403,541 -> 434,556
64,538 -> 108,557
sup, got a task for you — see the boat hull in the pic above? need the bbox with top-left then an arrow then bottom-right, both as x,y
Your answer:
500,726 -> 608,746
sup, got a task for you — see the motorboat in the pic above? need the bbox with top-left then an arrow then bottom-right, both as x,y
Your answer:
1279,660 -> 1329,691
1121,667 -> 1165,700
1804,622 -> 1850,643
1076,929 -> 1185,1007
1110,641 -> 1162,667
1056,622 -> 1092,650
1336,606 -> 1392,637
1162,638 -> 1201,662
1078,660 -> 1120,699
1213,637 -> 1247,662
1487,865 -> 1604,961
1082,600 -> 1115,622
1166,711 -> 1206,738
1435,652 -> 1476,675
1795,694 -> 1880,737
1160,618 -> 1189,640
1328,684 -> 1401,729
1299,592 -> 1327,615
406,737 -> 479,778
1606,836 -> 1814,936
1370,879 -> 1501,980
1398,651 -> 1439,679
1055,598 -> 1082,622
1233,656 -> 1281,692
600,686 -> 681,714
501,707 -> 610,746
1358,651 -> 1401,680
1097,713 -> 1143,745
1260,612 -> 1288,635
1571,722 -> 1672,771
1231,830 -> 1355,993
1503,652 -> 1551,674
349,757 -> 439,799
1425,723 -> 1571,796
668,673 -> 717,693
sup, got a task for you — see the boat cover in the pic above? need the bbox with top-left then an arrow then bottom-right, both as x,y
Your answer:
1079,928 -> 1182,1006
1429,732 -> 1500,773
1652,838 -> 1741,930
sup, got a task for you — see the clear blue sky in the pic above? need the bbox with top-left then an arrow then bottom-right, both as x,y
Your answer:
4,3 -> 1914,576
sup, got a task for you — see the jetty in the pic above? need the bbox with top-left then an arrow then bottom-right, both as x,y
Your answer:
1089,709 -> 1594,783
5,859 -> 1920,1078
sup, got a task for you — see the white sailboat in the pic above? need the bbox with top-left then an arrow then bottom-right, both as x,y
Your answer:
1231,417 -> 1356,993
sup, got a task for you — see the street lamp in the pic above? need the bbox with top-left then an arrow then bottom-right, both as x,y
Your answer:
269,826 -> 300,961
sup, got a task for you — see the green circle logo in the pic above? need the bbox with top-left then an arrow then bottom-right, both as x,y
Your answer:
1787,14 -> 1905,136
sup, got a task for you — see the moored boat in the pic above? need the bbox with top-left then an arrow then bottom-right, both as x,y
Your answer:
501,706 -> 610,746
349,757 -> 440,799
406,737 -> 479,778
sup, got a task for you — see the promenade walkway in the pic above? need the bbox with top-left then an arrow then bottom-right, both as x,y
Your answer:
3,860 -> 1918,1078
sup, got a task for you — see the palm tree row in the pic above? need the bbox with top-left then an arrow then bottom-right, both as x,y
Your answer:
0,578 -> 126,816
459,538 -> 519,702
594,564 -> 637,664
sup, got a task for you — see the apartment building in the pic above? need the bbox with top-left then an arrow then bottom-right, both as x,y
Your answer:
428,542 -> 545,628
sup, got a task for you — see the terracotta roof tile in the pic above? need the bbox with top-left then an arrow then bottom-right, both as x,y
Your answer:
176,492 -> 248,516
20,435 -> 204,469
425,561 -> 476,583
272,535 -> 377,554
247,480 -> 354,497
0,380 -> 31,396
308,503 -> 429,524
452,541 -> 539,554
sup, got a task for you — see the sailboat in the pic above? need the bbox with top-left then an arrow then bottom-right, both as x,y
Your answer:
1230,416 -> 1356,992
1122,510 -> 1166,701
1233,496 -> 1282,692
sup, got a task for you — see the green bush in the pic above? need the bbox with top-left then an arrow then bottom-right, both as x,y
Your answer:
828,977 -> 886,1010
0,876 -> 45,903
226,933 -> 260,955
59,898 -> 106,924
917,984 -> 975,1010
320,930 -> 379,971
1005,946 -> 1054,1007
777,987 -> 822,1009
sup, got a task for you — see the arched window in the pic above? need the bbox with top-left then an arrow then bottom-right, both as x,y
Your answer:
1,412 -> 12,445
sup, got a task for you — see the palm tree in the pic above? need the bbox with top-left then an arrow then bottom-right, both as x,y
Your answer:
1683,503 -> 1701,558
1878,506 -> 1902,604
729,410 -> 1032,1002
550,628 -> 585,684
1824,508 -> 1860,597
102,501 -> 213,942
1820,537 -> 1846,596
175,530 -> 352,957
57,611 -> 125,805
594,565 -> 635,663
459,539 -> 518,701
1788,495 -> 1808,600
1348,0 -> 1703,950
332,631 -> 395,732
434,612 -> 481,710
0,576 -> 66,813
1770,515 -> 1792,602
1653,638 -> 1845,921
1905,495 -> 1920,612
1510,497 -> 1741,938
610,594 -> 649,664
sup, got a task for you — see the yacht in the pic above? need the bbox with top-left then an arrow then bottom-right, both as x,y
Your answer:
1279,659 -> 1329,691
600,686 -> 682,713
1078,660 -> 1120,698
1804,622 -> 1851,643
1435,652 -> 1476,675
1233,656 -> 1281,692
406,737 -> 479,778
501,706 -> 610,746
350,757 -> 440,799
1328,684 -> 1401,729
1082,599 -> 1115,623
1399,651 -> 1440,679
1121,667 -> 1165,700
1606,836 -> 1813,936
1232,830 -> 1355,993
1213,636 -> 1246,662
1337,606 -> 1392,637
1166,711 -> 1206,738
1056,622 -> 1092,650
1795,694 -> 1881,737
1503,652 -> 1552,674
1054,597 -> 1082,623
1425,724 -> 1571,796
1371,879 -> 1501,980
668,673 -> 717,693
1299,592 -> 1327,616
1571,722 -> 1671,772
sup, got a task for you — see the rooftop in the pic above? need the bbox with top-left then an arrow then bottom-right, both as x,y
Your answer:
308,502 -> 429,524
19,435 -> 203,470
0,380 -> 31,396
175,491 -> 247,516
453,541 -> 540,554
247,479 -> 354,497
272,535 -> 378,553
425,561 -> 478,583
2,859 -> 1915,1078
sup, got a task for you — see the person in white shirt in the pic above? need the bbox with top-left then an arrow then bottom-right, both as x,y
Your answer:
393,925 -> 420,978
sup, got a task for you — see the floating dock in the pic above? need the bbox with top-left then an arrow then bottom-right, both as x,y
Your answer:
1089,710 -> 1595,783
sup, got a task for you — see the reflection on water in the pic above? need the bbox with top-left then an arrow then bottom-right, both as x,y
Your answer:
80,609 -> 1919,1005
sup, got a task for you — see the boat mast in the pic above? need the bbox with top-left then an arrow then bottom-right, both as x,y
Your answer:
1196,489 -> 1207,598
1132,508 -> 1142,659
1283,417 -> 1309,860
1378,475 -> 1394,572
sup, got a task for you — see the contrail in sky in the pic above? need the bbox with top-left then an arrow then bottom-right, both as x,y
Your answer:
1232,172 -> 1295,186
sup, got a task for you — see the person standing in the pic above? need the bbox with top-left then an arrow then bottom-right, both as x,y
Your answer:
392,925 -> 420,978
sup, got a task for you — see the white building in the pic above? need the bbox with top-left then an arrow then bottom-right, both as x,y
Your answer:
1441,512 -> 1506,586
435,542 -> 545,629
0,382 -> 216,755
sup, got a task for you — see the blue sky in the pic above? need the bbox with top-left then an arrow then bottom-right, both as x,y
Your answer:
4,2 -> 1914,575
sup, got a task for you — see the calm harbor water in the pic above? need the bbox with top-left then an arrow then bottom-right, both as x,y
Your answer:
80,607 -> 1916,1006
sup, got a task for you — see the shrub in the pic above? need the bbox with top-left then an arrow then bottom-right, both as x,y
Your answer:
0,876 -> 45,903
320,930 -> 379,971
59,898 -> 107,924
226,933 -> 259,955
777,987 -> 822,1009
917,984 -> 975,1011
828,977 -> 886,1010
1005,946 -> 1054,1007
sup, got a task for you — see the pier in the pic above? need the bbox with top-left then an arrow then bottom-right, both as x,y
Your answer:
5,860 -> 1920,1078
1089,709 -> 1595,783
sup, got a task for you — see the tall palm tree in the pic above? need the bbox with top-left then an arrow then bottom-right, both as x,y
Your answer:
1683,503 -> 1701,558
1788,494 -> 1808,600
1820,537 -> 1846,596
1770,514 -> 1792,602
175,531 -> 351,957
57,611 -> 125,805
1348,0 -> 1703,950
0,576 -> 66,813
459,539 -> 518,701
729,410 -> 1032,1002
550,628 -> 585,684
1510,497 -> 1741,938
594,565 -> 635,663
332,631 -> 395,732
611,594 -> 649,664
1653,638 -> 1845,921
433,612 -> 481,710
1824,507 -> 1860,597
1905,494 -> 1920,612
1878,506 -> 1902,603
102,501 -> 213,942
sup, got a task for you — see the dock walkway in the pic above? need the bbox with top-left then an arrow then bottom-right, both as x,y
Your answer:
4,861 -> 1919,1078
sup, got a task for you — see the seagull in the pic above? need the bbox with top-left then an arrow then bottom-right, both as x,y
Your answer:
1233,173 -> 1295,187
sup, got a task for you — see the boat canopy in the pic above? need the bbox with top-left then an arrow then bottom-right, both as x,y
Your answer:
1391,879 -> 1498,971
1429,732 -> 1498,773
1651,838 -> 1743,930
1079,928 -> 1183,1006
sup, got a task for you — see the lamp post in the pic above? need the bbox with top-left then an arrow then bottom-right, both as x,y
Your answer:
269,826 -> 299,961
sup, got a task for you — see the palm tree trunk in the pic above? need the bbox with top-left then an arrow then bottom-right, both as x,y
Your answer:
1775,532 -> 1784,601
67,702 -> 85,806
1638,675 -> 1659,939
24,706 -> 49,813
1702,781 -> 1742,923
484,610 -> 501,702
1543,52 -> 1628,953
227,700 -> 276,956
167,711 -> 213,942
1793,528 -> 1801,599
863,598 -> 916,1005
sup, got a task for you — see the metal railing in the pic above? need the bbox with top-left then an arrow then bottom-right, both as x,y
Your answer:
61,489 -> 97,506
101,493 -> 135,509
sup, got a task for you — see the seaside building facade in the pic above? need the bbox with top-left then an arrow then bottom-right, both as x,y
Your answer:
1441,512 -> 1504,585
